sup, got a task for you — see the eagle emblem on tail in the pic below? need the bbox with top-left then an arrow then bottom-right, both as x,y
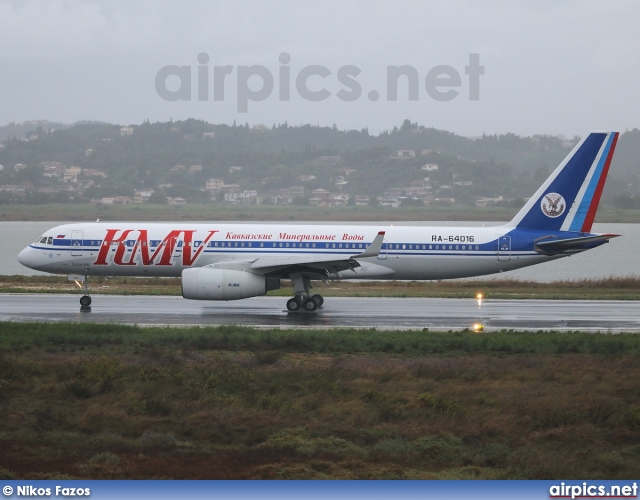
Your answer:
541,193 -> 566,218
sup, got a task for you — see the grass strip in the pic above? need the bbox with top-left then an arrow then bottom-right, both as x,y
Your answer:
2,323 -> 640,480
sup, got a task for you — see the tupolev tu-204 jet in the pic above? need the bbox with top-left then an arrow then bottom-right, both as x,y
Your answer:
18,131 -> 619,312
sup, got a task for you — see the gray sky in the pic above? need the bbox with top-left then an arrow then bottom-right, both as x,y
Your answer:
1,0 -> 638,137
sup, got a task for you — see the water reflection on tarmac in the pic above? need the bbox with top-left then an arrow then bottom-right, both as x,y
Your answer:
1,294 -> 639,332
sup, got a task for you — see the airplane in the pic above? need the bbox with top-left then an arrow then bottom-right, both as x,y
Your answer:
18,131 -> 619,312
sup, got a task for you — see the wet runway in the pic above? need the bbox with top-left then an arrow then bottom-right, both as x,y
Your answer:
1,294 -> 639,331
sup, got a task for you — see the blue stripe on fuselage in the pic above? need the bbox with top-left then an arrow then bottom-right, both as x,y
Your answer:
36,228 -> 610,260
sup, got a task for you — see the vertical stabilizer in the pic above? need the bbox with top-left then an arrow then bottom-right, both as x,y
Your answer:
509,132 -> 618,232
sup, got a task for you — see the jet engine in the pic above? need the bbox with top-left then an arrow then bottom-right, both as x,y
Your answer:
181,267 -> 279,300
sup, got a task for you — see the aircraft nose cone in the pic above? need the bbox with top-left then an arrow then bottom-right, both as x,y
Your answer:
18,247 -> 32,268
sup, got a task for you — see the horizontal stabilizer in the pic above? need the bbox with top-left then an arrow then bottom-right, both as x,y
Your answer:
535,234 -> 619,255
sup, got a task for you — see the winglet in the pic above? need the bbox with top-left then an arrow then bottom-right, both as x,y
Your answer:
353,231 -> 385,259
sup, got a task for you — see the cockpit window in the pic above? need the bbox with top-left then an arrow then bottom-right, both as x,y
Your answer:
39,236 -> 47,244
47,237 -> 53,245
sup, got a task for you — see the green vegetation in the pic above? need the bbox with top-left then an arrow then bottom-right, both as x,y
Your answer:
1,119 -> 640,211
2,275 -> 640,300
1,323 -> 640,479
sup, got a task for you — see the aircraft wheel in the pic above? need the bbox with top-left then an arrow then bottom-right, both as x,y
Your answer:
311,294 -> 324,307
303,298 -> 318,312
287,297 -> 302,312
80,296 -> 92,307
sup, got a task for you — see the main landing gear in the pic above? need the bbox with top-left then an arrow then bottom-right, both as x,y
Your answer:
286,294 -> 324,312
286,275 -> 324,312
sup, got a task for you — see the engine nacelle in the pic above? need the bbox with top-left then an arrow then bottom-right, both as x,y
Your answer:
181,267 -> 278,300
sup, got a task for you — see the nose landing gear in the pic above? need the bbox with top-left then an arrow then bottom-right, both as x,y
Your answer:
77,276 -> 91,312
80,294 -> 92,308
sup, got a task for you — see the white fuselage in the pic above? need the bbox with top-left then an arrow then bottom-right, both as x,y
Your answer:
18,222 -> 561,280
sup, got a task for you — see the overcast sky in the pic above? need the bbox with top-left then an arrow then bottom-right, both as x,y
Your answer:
1,0 -> 638,137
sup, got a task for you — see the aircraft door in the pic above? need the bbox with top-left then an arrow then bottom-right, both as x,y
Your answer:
498,236 -> 511,262
71,230 -> 83,257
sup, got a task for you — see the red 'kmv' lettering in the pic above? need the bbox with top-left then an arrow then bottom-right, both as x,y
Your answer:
93,229 -> 218,266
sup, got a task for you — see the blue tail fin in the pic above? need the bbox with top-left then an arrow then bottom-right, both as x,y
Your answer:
509,131 -> 618,232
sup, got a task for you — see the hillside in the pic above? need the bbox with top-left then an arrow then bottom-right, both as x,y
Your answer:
0,119 -> 638,209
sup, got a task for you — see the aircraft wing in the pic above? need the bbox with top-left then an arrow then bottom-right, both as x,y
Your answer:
248,230 -> 387,276
205,231 -> 387,278
535,234 -> 619,255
